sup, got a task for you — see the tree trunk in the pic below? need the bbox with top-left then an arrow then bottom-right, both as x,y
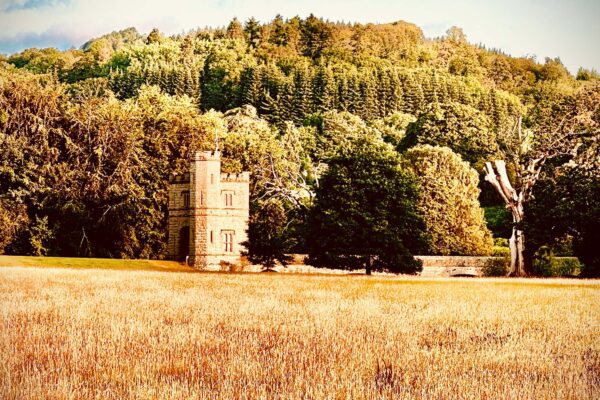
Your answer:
508,227 -> 526,276
366,255 -> 372,275
484,160 -> 529,277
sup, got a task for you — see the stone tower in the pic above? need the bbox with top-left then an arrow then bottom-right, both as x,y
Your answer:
168,151 -> 250,269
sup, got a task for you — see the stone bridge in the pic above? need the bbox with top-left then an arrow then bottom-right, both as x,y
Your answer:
416,256 -> 497,277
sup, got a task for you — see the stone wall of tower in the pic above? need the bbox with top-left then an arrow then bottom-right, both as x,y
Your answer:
188,151 -> 220,268
167,174 -> 190,261
166,150 -> 250,270
217,173 -> 250,263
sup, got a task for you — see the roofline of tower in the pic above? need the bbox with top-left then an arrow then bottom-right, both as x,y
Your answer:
169,172 -> 191,183
191,150 -> 221,161
220,171 -> 251,182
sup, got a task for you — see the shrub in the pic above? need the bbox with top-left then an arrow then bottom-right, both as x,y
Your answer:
533,246 -> 556,277
219,257 -> 251,272
493,237 -> 509,247
482,257 -> 509,277
492,246 -> 510,257
554,258 -> 581,277
532,246 -> 581,277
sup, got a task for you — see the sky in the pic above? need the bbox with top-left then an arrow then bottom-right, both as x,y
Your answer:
0,0 -> 598,73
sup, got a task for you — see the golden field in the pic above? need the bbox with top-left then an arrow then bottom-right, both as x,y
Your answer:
0,265 -> 598,399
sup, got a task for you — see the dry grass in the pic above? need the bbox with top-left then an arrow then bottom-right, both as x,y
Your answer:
1,266 -> 598,399
0,255 -> 194,272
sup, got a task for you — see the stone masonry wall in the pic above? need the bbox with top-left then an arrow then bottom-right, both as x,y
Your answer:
167,177 -> 190,260
168,151 -> 250,269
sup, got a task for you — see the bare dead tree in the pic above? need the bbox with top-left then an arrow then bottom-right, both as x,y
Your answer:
257,123 -> 323,212
484,116 -> 594,276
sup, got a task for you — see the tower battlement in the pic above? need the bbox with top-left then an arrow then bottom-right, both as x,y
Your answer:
169,173 -> 190,183
191,150 -> 221,162
221,172 -> 251,182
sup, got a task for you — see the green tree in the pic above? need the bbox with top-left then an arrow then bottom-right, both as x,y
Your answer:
526,158 -> 600,277
371,112 -> 416,147
243,199 -> 293,270
306,110 -> 383,163
401,145 -> 493,255
576,67 -> 600,81
146,28 -> 162,45
201,40 -> 255,111
300,14 -> 333,59
401,102 -> 498,166
0,199 -> 28,254
269,14 -> 287,46
244,17 -> 261,48
306,138 -> 427,275
226,18 -> 244,40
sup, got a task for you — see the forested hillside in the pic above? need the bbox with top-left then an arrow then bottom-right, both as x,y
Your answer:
0,16 -> 598,274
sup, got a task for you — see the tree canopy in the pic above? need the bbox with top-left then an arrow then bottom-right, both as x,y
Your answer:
305,138 -> 428,274
1,15 -> 597,275
401,145 -> 493,256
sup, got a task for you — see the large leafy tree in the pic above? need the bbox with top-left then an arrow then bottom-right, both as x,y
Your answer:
0,199 -> 28,254
525,147 -> 600,276
483,81 -> 599,276
402,145 -> 493,255
243,199 -> 294,270
0,67 -> 214,258
306,138 -> 428,275
401,101 -> 499,166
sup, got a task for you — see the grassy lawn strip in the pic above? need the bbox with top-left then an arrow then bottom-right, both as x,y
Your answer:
0,255 -> 195,272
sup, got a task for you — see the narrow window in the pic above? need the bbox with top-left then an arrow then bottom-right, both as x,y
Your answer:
182,191 -> 190,208
210,231 -> 214,243
224,232 -> 233,252
200,191 -> 204,205
225,193 -> 233,206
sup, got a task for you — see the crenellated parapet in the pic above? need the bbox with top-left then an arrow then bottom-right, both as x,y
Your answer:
191,150 -> 221,162
220,172 -> 251,182
169,173 -> 190,184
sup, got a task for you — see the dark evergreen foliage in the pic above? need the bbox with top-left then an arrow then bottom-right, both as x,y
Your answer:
306,139 -> 428,274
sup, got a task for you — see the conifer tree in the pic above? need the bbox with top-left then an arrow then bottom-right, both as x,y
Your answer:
244,17 -> 261,48
313,66 -> 335,112
300,14 -> 333,58
239,66 -> 263,106
292,68 -> 312,123
146,28 -> 162,44
388,69 -> 403,112
269,14 -> 287,46
226,18 -> 244,40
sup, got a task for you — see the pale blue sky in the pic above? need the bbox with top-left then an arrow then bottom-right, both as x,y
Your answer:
0,0 -> 598,73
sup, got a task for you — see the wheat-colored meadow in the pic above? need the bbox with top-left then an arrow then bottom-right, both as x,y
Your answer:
0,266 -> 598,399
